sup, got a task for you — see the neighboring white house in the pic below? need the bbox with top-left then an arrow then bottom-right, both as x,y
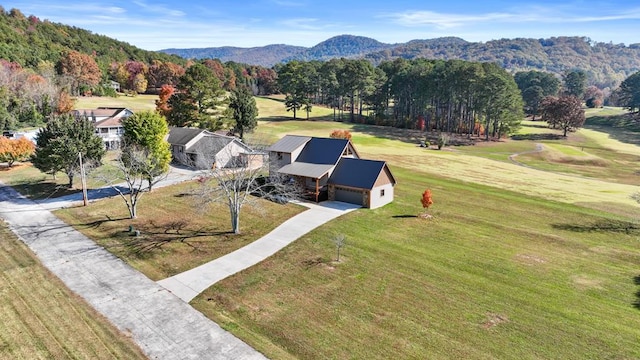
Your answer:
73,107 -> 133,150
167,127 -> 262,169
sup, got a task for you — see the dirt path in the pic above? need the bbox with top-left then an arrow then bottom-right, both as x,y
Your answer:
508,143 -> 544,168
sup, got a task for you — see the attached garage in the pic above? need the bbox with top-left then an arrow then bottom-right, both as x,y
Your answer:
328,158 -> 396,209
333,186 -> 366,206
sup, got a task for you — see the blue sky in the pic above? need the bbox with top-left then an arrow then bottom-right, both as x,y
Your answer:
4,1 -> 640,50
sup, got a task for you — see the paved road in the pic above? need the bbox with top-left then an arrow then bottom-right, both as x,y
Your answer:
0,184 -> 266,360
158,201 -> 360,302
35,164 -> 199,210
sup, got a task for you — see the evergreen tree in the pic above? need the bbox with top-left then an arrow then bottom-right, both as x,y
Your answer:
228,87 -> 258,140
32,114 -> 105,187
563,70 -> 587,98
618,71 -> 640,113
167,63 -> 225,130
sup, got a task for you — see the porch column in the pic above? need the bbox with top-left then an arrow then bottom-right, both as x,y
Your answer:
315,178 -> 319,202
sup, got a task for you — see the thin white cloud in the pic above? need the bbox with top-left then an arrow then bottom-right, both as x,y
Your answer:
385,10 -> 513,28
15,2 -> 126,15
132,0 -> 185,17
385,6 -> 640,28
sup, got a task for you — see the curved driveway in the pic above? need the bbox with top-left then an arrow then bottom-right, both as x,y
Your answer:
0,166 -> 359,359
158,201 -> 360,302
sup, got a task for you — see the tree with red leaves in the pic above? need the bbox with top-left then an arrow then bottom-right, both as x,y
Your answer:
155,84 -> 175,117
421,189 -> 433,214
540,95 -> 585,137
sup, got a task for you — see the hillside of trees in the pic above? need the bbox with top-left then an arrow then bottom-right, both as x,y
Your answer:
0,7 -> 185,72
163,34 -> 640,89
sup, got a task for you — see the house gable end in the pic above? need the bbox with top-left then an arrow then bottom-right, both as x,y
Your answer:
374,165 -> 397,187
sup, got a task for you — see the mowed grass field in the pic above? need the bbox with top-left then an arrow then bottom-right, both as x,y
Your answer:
7,95 -> 640,358
192,167 -> 640,359
74,94 -> 159,112
55,181 -> 305,281
192,99 -> 640,358
0,221 -> 146,359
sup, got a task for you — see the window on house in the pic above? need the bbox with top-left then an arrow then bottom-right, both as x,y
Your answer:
277,152 -> 283,160
380,189 -> 385,197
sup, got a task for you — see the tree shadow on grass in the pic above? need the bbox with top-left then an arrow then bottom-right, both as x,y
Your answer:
633,275 -> 640,310
350,124 -> 478,147
585,114 -> 640,146
524,122 -> 553,129
12,181 -> 79,200
83,215 -> 129,229
511,133 -> 566,141
552,220 -> 640,234
120,219 -> 233,255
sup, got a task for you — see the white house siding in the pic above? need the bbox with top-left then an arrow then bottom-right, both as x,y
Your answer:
369,183 -> 394,209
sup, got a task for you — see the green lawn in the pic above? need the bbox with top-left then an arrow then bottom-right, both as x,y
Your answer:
191,167 -> 640,359
9,96 -> 640,359
0,152 -> 121,200
55,181 -> 305,280
74,94 -> 159,112
0,222 -> 146,359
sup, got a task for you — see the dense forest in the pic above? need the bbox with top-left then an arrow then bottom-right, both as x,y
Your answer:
276,58 -> 523,139
0,7 -> 184,71
164,34 -> 640,89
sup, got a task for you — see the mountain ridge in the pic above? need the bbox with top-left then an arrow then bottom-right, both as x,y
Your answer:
160,34 -> 640,88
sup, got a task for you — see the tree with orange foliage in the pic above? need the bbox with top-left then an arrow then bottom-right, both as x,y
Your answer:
56,51 -> 101,95
155,84 -> 175,117
329,129 -> 352,140
56,91 -> 75,114
0,137 -> 35,167
421,189 -> 433,216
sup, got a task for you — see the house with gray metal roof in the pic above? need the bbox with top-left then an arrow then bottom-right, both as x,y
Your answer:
168,127 -> 262,169
267,135 -> 395,208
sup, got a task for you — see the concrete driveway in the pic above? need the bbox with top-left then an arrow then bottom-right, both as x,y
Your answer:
158,201 -> 360,302
0,184 -> 266,360
35,164 -> 199,210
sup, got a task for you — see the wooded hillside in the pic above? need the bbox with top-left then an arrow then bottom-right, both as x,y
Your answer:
0,7 -> 184,72
163,35 -> 640,89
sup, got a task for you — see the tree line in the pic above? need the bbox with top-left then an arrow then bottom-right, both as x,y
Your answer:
276,58 -> 524,138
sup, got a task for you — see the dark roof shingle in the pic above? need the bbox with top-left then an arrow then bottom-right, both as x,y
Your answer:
329,158 -> 391,189
296,137 -> 349,165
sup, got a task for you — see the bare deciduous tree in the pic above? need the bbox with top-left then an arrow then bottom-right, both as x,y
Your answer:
96,146 -> 169,219
333,234 -> 346,262
193,143 -> 303,234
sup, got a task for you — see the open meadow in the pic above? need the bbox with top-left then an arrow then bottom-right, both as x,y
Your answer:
74,94 -> 159,112
4,96 -> 640,359
0,221 -> 146,359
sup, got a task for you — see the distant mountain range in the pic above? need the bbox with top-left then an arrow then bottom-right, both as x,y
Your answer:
160,34 -> 640,88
